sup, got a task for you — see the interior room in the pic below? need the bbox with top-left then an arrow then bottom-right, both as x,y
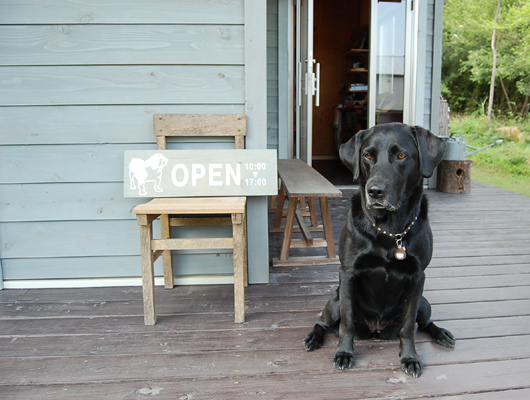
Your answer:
310,0 -> 370,185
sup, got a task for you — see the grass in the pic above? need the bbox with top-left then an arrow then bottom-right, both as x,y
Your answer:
448,114 -> 530,197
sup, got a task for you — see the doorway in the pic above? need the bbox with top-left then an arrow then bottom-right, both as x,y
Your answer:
304,0 -> 370,184
291,0 -> 413,185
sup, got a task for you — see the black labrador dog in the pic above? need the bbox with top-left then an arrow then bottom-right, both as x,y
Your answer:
304,123 -> 455,377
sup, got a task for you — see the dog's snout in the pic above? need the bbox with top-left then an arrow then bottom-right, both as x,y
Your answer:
367,183 -> 386,199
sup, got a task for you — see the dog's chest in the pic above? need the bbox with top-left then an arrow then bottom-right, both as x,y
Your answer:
353,254 -> 420,309
354,251 -> 420,278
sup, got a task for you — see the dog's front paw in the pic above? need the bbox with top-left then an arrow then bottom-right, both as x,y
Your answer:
425,322 -> 456,349
333,352 -> 354,370
304,332 -> 323,351
304,325 -> 326,351
401,357 -> 423,378
433,327 -> 456,349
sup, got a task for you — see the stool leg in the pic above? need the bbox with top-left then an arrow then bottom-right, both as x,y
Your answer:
138,218 -> 156,325
232,213 -> 246,323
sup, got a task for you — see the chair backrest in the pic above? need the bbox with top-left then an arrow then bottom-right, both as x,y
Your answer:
153,114 -> 247,150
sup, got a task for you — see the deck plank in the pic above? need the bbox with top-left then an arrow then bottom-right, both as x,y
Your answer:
1,182 -> 530,399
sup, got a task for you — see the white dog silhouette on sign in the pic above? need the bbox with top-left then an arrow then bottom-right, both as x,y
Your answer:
129,153 -> 168,196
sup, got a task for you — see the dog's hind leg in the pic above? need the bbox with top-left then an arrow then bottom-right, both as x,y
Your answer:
304,290 -> 340,351
417,296 -> 456,349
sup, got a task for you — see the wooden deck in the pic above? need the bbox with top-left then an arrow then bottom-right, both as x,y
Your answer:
1,181 -> 530,399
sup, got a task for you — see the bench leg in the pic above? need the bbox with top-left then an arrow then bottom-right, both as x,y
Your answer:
308,197 -> 319,228
232,212 -> 246,323
280,197 -> 298,260
273,182 -> 287,230
138,218 -> 156,326
319,197 -> 336,259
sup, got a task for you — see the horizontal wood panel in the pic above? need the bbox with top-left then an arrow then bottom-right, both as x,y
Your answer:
1,219 -> 140,259
0,0 -> 244,25
0,182 -> 142,222
0,219 -> 234,259
1,253 -> 233,280
1,336 -> 530,387
1,361 -> 529,399
0,143 -> 244,184
0,105 -> 245,145
0,24 -> 244,66
3,144 -> 243,185
0,65 -> 244,106
0,144 -> 147,184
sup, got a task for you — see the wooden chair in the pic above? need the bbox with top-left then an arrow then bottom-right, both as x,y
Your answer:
133,114 -> 248,325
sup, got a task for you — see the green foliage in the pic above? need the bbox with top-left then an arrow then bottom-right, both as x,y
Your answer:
443,0 -> 530,115
449,115 -> 530,196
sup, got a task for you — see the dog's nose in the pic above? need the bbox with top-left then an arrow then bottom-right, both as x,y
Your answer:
367,184 -> 386,199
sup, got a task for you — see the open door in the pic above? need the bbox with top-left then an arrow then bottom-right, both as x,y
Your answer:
295,0 -> 320,165
286,0 -> 417,172
368,0 -> 415,126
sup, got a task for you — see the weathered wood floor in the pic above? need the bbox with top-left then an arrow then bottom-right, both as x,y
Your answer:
1,182 -> 530,399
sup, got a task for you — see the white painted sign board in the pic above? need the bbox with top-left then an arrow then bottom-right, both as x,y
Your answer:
124,149 -> 277,198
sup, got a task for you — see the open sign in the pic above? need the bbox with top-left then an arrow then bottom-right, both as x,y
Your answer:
124,149 -> 277,198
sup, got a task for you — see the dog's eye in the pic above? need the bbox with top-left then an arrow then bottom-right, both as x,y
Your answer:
364,153 -> 372,160
397,153 -> 406,160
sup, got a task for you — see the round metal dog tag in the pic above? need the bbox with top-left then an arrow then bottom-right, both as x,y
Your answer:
394,247 -> 407,260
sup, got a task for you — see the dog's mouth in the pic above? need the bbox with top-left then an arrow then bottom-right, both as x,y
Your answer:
366,201 -> 398,212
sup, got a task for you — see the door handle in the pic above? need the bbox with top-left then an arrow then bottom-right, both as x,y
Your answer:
314,62 -> 320,107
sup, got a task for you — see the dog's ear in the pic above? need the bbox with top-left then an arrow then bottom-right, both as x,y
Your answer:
411,125 -> 447,178
339,129 -> 368,181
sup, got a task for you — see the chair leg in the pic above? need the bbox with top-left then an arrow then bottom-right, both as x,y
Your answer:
242,212 -> 248,288
160,214 -> 174,289
138,218 -> 156,326
232,212 -> 246,323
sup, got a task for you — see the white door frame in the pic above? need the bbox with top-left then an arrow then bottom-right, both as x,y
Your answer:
368,0 -> 417,127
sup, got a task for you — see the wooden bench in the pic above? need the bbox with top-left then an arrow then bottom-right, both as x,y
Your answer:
271,159 -> 342,266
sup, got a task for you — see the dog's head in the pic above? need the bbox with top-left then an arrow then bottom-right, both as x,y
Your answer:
340,123 -> 446,211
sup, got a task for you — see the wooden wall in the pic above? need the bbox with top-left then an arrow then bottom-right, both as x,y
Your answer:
0,0 -> 270,287
267,0 -> 279,151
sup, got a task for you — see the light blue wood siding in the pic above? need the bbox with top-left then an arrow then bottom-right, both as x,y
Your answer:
0,0 -> 270,286
267,0 -> 279,150
421,0 -> 443,132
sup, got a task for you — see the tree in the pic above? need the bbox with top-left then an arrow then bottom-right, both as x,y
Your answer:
443,0 -> 530,116
487,0 -> 502,123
